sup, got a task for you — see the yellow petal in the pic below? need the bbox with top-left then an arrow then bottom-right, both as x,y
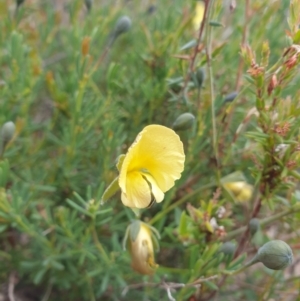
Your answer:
142,173 -> 165,203
236,184 -> 253,202
223,181 -> 253,202
193,1 -> 205,30
121,171 -> 152,208
121,172 -> 164,208
223,181 -> 245,196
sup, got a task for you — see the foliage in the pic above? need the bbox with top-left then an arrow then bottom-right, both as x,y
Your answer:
0,0 -> 300,300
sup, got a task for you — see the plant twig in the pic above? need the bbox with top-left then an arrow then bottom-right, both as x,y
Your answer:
221,0 -> 251,151
92,226 -> 110,263
204,0 -> 219,178
223,202 -> 300,241
234,0 -> 251,91
234,192 -> 261,257
8,272 -> 17,301
180,0 -> 211,101
41,283 -> 53,301
149,182 -> 215,225
122,275 -> 218,300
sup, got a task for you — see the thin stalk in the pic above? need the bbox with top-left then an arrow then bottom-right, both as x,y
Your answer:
180,0 -> 211,100
234,0 -> 251,91
92,226 -> 110,263
222,257 -> 257,276
86,274 -> 96,301
41,283 -> 53,301
223,203 -> 300,241
149,182 -> 215,225
204,0 -> 220,182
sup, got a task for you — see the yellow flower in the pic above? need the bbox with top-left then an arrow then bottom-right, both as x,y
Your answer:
193,1 -> 205,31
118,125 -> 185,209
124,220 -> 159,275
223,181 -> 253,202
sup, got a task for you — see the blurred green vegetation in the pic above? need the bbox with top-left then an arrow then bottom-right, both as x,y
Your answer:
0,0 -> 300,300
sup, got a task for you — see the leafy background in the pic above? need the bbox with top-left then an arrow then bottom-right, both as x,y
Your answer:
0,0 -> 300,300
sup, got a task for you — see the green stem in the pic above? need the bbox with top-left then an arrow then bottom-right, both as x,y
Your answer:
158,266 -> 190,274
205,0 -> 220,183
223,203 -> 300,241
92,226 -> 110,263
149,182 -> 215,225
86,274 -> 96,301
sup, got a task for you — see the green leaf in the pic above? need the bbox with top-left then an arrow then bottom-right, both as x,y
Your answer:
228,253 -> 247,270
0,225 -> 7,233
101,177 -> 120,203
221,171 -> 246,183
212,42 -> 227,59
116,154 -> 125,171
66,199 -> 91,217
209,20 -> 223,27
293,29 -> 300,43
179,211 -> 187,236
129,220 -> 141,242
180,39 -> 197,51
33,268 -> 47,285
205,280 -> 219,291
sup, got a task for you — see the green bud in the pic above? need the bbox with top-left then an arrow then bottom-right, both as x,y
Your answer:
249,218 -> 260,235
146,5 -> 156,15
16,0 -> 25,8
86,199 -> 98,214
209,21 -> 223,27
224,91 -> 238,103
108,16 -> 132,47
254,240 -> 293,270
0,121 -> 16,154
114,16 -> 132,37
218,242 -> 236,256
195,68 -> 205,88
85,0 -> 93,11
172,113 -> 195,131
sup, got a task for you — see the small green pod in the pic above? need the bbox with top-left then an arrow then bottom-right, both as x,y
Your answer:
114,16 -> 132,37
0,121 -> 16,154
218,241 -> 236,256
249,218 -> 260,236
195,68 -> 206,88
172,113 -> 195,131
256,240 -> 293,270
209,21 -> 223,27
85,0 -> 93,11
224,91 -> 238,103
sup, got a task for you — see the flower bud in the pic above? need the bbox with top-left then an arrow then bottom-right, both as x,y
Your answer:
81,37 -> 91,56
86,199 -> 98,214
218,241 -> 236,256
123,220 -> 160,275
249,218 -> 260,235
224,91 -> 238,103
0,121 -> 16,154
114,16 -> 132,37
172,113 -> 195,131
267,74 -> 278,96
195,68 -> 205,88
255,240 -> 293,270
222,181 -> 253,202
